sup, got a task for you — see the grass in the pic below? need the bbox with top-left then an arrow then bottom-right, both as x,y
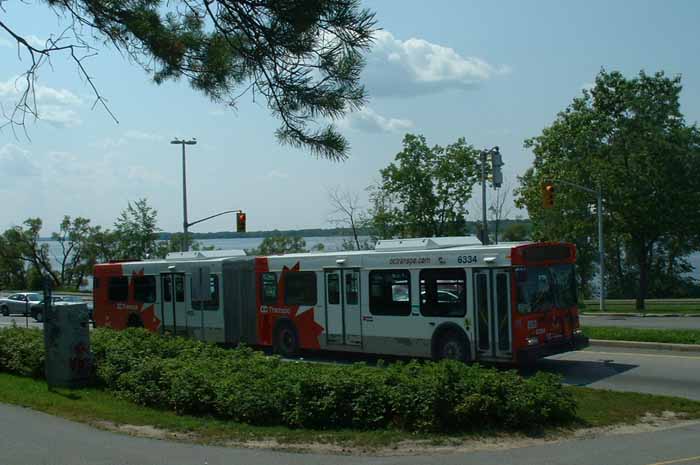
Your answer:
570,386 -> 700,426
581,299 -> 700,314
2,372 -> 700,450
583,326 -> 700,345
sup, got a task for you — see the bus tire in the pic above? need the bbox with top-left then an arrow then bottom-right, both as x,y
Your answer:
433,326 -> 470,363
127,313 -> 143,328
273,319 -> 299,357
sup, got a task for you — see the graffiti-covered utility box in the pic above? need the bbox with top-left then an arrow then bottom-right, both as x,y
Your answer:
43,302 -> 92,388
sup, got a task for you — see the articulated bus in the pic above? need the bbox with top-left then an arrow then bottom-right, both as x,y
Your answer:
93,237 -> 588,364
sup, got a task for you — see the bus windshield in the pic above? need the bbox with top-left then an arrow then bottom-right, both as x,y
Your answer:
515,264 -> 577,314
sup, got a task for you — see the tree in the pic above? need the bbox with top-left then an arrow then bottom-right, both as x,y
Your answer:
51,216 -> 94,289
370,134 -> 480,239
1,0 -> 375,159
516,70 -> 700,309
0,218 -> 59,286
501,222 -> 530,242
114,198 -> 163,260
327,187 -> 370,250
247,235 -> 310,255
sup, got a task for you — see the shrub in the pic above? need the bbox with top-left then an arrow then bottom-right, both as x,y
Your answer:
0,327 -> 44,378
0,327 -> 577,432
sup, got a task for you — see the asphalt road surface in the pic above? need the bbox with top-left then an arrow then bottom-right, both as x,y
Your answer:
540,346 -> 700,401
2,401 -> 700,465
0,315 -> 42,329
582,314 -> 700,330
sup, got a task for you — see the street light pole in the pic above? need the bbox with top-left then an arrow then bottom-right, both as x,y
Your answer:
481,150 -> 488,245
170,138 -> 197,252
552,179 -> 606,311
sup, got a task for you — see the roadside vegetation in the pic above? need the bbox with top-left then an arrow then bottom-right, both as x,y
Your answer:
0,327 -> 575,433
2,326 -> 700,449
583,326 -> 700,345
581,299 -> 700,314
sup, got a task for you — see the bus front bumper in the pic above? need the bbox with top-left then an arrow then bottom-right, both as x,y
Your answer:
517,332 -> 589,363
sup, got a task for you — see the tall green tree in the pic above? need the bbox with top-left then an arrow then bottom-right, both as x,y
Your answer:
0,219 -> 59,286
247,235 -> 311,255
114,199 -> 163,260
2,0 -> 375,160
370,134 -> 481,239
516,70 -> 700,309
52,216 -> 94,289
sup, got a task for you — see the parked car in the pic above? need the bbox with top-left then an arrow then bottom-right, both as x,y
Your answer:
0,292 -> 43,316
31,295 -> 93,322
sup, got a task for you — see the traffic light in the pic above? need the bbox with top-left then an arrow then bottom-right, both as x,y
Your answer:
542,183 -> 555,208
236,211 -> 246,232
491,147 -> 504,188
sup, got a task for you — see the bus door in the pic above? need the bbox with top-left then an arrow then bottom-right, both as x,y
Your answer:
324,269 -> 361,346
473,269 -> 512,359
160,273 -> 187,335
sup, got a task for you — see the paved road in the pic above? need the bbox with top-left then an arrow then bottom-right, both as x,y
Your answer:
582,314 -> 700,330
540,346 -> 700,400
0,315 -> 42,329
2,402 -> 700,465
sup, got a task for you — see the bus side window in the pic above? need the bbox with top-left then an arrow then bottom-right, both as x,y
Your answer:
175,275 -> 185,302
261,272 -> 278,305
163,276 -> 172,302
108,276 -> 128,301
369,270 -> 411,316
419,268 -> 466,317
190,274 -> 220,310
284,272 -> 317,306
133,276 -> 156,303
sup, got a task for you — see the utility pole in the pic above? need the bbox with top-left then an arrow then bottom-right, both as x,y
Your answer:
170,138 -> 197,252
550,179 -> 605,311
480,150 -> 488,245
479,146 -> 502,245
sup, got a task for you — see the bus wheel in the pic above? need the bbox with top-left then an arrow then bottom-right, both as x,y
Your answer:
436,330 -> 469,362
127,314 -> 143,328
273,321 -> 299,357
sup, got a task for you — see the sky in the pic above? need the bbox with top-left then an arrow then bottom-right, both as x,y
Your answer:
1,0 -> 699,235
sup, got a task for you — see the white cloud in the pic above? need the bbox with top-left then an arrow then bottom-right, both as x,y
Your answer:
25,35 -> 46,49
0,144 -> 40,177
339,106 -> 413,134
37,105 -> 81,128
0,76 -> 83,127
363,31 -> 509,97
0,38 -> 11,48
124,130 -> 164,142
267,170 -> 289,179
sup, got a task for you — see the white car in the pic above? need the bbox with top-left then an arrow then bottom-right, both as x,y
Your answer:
0,292 -> 43,316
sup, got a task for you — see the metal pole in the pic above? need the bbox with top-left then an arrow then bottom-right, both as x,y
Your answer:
181,143 -> 188,253
597,185 -> 605,311
200,268 -> 205,342
481,151 -> 488,245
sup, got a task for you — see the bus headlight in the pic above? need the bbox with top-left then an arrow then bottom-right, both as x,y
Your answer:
527,336 -> 539,346
573,329 -> 583,336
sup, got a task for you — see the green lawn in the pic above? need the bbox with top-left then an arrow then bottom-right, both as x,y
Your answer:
581,299 -> 700,314
583,326 -> 700,345
2,372 -> 700,449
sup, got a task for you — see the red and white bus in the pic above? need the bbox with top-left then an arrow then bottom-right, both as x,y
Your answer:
93,237 -> 588,364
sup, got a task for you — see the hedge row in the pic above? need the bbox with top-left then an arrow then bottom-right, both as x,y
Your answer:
0,327 -> 577,432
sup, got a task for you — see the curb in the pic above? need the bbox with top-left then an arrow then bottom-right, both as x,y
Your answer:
590,338 -> 700,353
582,312 -> 700,318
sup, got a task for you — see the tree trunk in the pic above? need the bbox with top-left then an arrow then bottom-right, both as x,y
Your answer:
635,246 -> 649,311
